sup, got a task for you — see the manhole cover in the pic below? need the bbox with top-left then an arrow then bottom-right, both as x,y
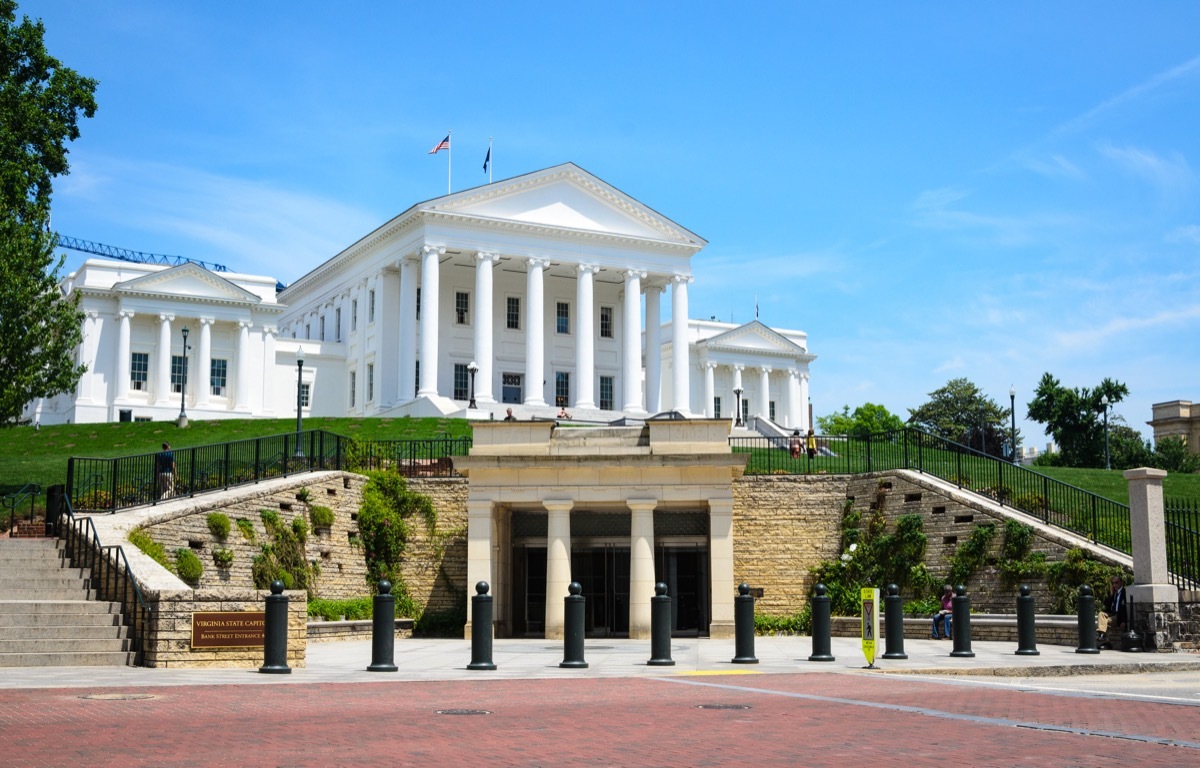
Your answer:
436,709 -> 491,716
79,693 -> 157,701
695,704 -> 751,710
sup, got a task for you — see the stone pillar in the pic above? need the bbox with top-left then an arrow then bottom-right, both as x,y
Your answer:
155,313 -> 174,404
474,252 -> 498,404
628,499 -> 657,640
464,499 -> 494,637
524,258 -> 549,407
758,367 -> 771,420
114,310 -> 133,401
671,275 -> 692,415
574,264 -> 598,410
234,320 -> 251,411
708,498 -> 736,639
195,318 -> 213,407
644,286 -> 662,413
398,260 -> 417,403
418,245 -> 444,397
622,270 -> 646,413
703,361 -> 716,418
1125,468 -> 1180,649
543,499 -> 574,639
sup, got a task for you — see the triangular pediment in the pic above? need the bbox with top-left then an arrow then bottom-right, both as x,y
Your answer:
113,263 -> 262,304
701,321 -> 806,355
418,163 -> 705,246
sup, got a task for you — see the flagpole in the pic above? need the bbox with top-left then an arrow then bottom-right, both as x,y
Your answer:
447,129 -> 452,194
489,136 -> 493,183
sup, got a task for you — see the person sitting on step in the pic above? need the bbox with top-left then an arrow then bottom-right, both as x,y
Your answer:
932,584 -> 953,639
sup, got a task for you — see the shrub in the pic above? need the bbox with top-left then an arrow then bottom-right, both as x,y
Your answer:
307,596 -> 374,621
175,548 -> 204,583
755,606 -> 812,635
357,471 -> 435,588
296,487 -> 312,503
251,510 -> 314,596
236,518 -> 255,541
129,527 -> 172,572
259,508 -> 280,527
206,513 -> 231,540
292,517 -> 308,543
308,505 -> 335,528
212,547 -> 235,568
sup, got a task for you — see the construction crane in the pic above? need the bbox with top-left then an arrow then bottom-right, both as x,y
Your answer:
54,234 -> 231,273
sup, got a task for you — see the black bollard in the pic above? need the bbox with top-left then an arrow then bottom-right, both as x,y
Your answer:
1075,584 -> 1100,654
1015,584 -> 1039,656
882,583 -> 907,660
367,579 -> 398,672
259,579 -> 291,674
561,581 -> 588,668
467,581 -> 497,670
808,583 -> 835,662
950,585 -> 974,658
648,582 -> 675,666
1121,593 -> 1143,652
731,583 -> 759,664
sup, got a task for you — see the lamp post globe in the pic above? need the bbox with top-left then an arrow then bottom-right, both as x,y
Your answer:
176,326 -> 190,428
733,388 -> 744,427
1101,394 -> 1110,470
467,360 -> 478,410
294,348 -> 306,459
1009,385 -> 1017,465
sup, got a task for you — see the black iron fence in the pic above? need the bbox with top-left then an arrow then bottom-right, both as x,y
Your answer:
3,482 -> 42,533
731,428 -> 1132,554
1165,496 -> 1200,591
67,430 -> 471,513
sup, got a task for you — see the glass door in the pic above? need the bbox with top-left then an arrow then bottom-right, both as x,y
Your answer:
571,544 -> 630,638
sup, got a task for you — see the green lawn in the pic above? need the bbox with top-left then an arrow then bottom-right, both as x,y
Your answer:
0,417 -> 473,496
1020,465 -> 1200,506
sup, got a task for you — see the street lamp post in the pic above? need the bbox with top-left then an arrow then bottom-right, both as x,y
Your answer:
467,360 -> 478,410
1101,394 -> 1110,470
1009,385 -> 1017,465
294,348 -> 305,459
733,388 -> 743,427
176,326 -> 190,428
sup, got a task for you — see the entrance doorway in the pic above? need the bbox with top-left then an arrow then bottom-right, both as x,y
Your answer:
656,544 -> 709,636
571,544 -> 630,638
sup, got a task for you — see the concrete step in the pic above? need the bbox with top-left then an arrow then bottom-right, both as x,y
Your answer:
0,637 -> 132,654
0,588 -> 99,601
0,624 -> 128,641
0,576 -> 90,591
0,651 -> 136,668
0,600 -> 122,616
0,569 -> 90,582
0,610 -> 122,628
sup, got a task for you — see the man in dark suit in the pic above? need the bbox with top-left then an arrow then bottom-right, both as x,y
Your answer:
1098,575 -> 1127,649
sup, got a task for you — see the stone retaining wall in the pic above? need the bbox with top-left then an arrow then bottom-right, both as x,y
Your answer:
829,615 -> 1079,647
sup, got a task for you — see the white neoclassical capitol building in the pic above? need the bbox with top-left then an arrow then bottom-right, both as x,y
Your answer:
31,164 -> 815,428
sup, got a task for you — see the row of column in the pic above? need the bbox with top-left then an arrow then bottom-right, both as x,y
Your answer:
702,363 -> 811,430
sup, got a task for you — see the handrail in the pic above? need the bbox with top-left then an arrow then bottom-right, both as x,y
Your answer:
3,482 -> 42,532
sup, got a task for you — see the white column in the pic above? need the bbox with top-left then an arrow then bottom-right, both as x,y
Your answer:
644,286 -> 662,413
628,499 -> 657,640
524,258 -> 548,407
544,499 -> 573,639
77,312 -> 98,403
732,365 -> 744,424
622,270 -> 646,413
155,313 -> 174,404
234,320 -> 251,411
195,318 -> 213,407
785,369 -> 799,430
574,264 -> 598,410
708,498 -> 736,639
379,268 -> 400,406
799,372 -> 811,431
261,326 -> 278,415
703,361 -> 716,418
474,252 -> 498,404
398,261 -> 417,403
418,245 -> 444,397
114,310 -> 133,402
464,499 -> 495,636
671,275 -> 692,415
758,367 -> 771,420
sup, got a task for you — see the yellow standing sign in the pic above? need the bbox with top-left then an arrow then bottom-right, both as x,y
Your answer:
861,587 -> 880,668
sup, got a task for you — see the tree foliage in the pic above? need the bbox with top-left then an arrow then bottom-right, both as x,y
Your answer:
357,471 -> 436,590
817,402 -> 904,438
907,377 -> 1018,457
0,2 -> 96,425
1026,373 -> 1129,468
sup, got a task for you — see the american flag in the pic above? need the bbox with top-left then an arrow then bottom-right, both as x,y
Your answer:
429,134 -> 450,154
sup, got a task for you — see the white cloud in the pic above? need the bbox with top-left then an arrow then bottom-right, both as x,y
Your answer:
934,356 -> 966,373
1166,225 -> 1200,245
1096,142 -> 1194,197
1050,54 -> 1200,140
1017,152 -> 1085,180
1052,305 -> 1200,350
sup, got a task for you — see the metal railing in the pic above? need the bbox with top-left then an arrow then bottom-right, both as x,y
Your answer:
67,431 -> 470,513
731,428 -> 1133,554
3,482 -> 42,532
1165,496 -> 1200,591
57,495 -> 151,665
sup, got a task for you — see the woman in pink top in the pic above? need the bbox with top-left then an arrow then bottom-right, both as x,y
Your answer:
932,585 -> 953,639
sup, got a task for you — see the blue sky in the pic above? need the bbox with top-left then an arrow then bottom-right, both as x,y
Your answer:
27,2 -> 1200,444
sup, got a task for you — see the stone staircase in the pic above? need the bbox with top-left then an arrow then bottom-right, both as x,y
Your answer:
0,537 -> 136,667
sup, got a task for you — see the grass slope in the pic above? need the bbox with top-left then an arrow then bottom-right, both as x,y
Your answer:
1024,465 -> 1200,506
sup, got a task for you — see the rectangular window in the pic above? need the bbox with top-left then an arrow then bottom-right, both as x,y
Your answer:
599,306 -> 614,339
130,352 -> 149,391
456,291 -> 470,325
210,359 -> 228,397
300,383 -> 311,408
506,296 -> 520,330
556,302 -> 570,335
414,360 -> 420,395
416,287 -> 421,321
170,355 -> 188,394
599,376 -> 614,411
335,308 -> 342,341
367,363 -> 375,401
349,371 -> 356,408
368,290 -> 376,323
319,316 -> 326,342
502,372 -> 522,404
555,371 -> 570,406
769,401 -> 776,422
454,363 -> 469,400
714,396 -> 721,419
351,299 -> 358,331
742,399 -> 749,423
305,324 -> 311,340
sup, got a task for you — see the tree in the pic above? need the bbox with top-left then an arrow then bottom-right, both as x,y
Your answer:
817,403 -> 904,438
1152,436 -> 1200,474
0,1 -> 97,424
907,377 -> 1019,457
1107,421 -> 1153,471
1026,373 -> 1129,468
